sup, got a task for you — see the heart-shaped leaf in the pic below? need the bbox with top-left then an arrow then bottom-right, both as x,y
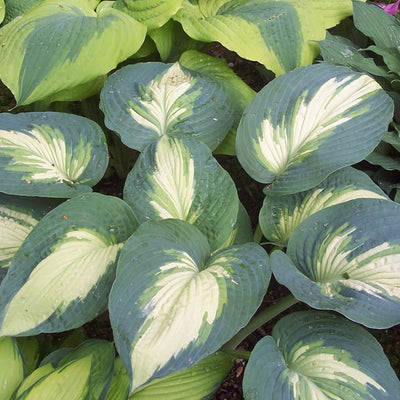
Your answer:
243,311 -> 400,399
175,0 -> 356,76
123,136 -> 239,251
271,198 -> 400,328
259,167 -> 388,246
0,193 -> 138,336
0,112 -> 108,197
109,219 -> 270,392
237,63 -> 393,195
0,0 -> 146,105
100,61 -> 233,152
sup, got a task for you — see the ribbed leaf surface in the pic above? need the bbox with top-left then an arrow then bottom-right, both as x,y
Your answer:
0,0 -> 146,105
237,64 -> 393,195
271,198 -> 400,328
123,136 -> 239,251
100,61 -> 233,152
113,0 -> 184,29
0,193 -> 138,336
243,311 -> 400,399
109,219 -> 270,392
0,112 -> 108,197
259,167 -> 388,245
175,0 -> 356,76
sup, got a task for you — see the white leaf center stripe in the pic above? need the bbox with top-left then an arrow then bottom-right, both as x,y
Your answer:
129,63 -> 192,136
258,75 -> 380,174
130,257 -> 229,389
0,230 -> 122,336
149,138 -> 196,221
277,189 -> 385,241
0,126 -> 87,183
289,347 -> 386,397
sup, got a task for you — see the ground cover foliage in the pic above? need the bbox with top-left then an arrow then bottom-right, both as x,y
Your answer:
0,1 -> 400,399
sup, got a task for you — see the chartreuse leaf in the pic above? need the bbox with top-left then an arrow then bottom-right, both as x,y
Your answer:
271,198 -> 400,329
243,311 -> 400,400
0,193 -> 138,336
0,0 -> 146,105
0,193 -> 60,282
14,357 -> 92,400
0,337 -> 25,400
113,0 -> 184,29
17,340 -> 114,400
179,49 -> 256,155
175,0 -> 357,76
0,0 -> 4,24
0,112 -> 108,198
259,167 -> 388,246
100,61 -> 233,152
109,219 -> 270,392
237,64 -> 393,196
129,352 -> 235,399
54,340 -> 115,400
124,136 -> 239,251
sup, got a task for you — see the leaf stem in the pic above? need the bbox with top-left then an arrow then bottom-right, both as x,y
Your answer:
253,223 -> 263,244
220,294 -> 299,351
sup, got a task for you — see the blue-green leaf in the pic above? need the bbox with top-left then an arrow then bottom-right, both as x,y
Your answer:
259,167 -> 388,245
100,61 -> 233,152
0,193 -> 138,336
0,112 -> 108,197
271,198 -> 400,328
237,63 -> 393,195
243,311 -> 400,399
123,136 -> 239,251
109,219 -> 270,392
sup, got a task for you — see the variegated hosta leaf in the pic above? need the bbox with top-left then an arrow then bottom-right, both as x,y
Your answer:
259,167 -> 388,246
0,193 -> 138,336
175,0 -> 357,76
0,194 -> 61,280
0,112 -> 108,197
0,337 -> 25,400
179,49 -> 256,155
109,219 -> 270,392
271,198 -> 400,329
0,0 -> 146,105
99,61 -> 233,152
123,136 -> 239,251
129,352 -> 235,399
113,0 -> 184,29
15,357 -> 92,400
243,311 -> 400,400
0,0 -> 4,24
236,63 -> 393,196
16,339 -> 114,400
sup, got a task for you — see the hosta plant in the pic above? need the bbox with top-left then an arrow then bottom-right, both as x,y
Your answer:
0,1 -> 400,400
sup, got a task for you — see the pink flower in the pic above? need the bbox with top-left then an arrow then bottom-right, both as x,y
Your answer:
375,0 -> 400,15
